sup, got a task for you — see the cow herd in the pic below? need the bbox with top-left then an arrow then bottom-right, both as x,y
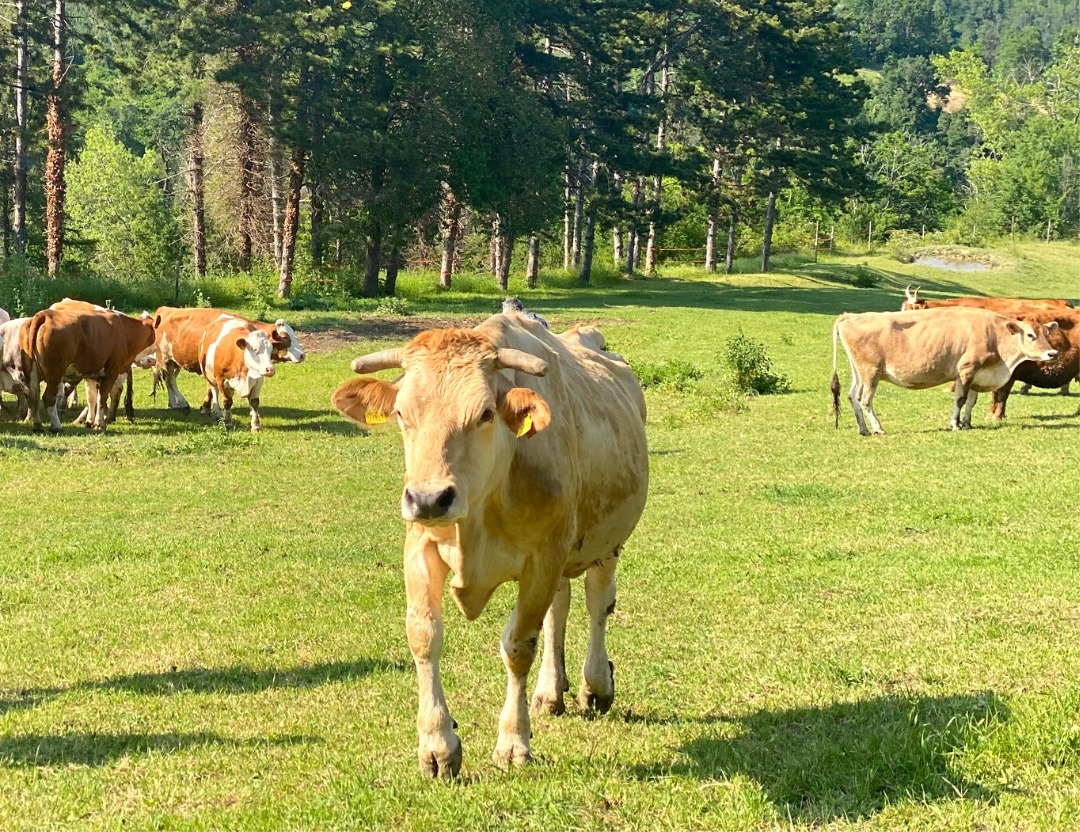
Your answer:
0,301 -> 305,433
831,288 -> 1077,434
0,284 -> 1075,780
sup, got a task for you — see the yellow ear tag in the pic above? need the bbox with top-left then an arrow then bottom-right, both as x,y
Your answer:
516,413 -> 533,438
365,409 -> 387,425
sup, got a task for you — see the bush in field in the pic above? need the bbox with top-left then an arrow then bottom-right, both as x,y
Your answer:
67,125 -> 181,284
724,333 -> 791,395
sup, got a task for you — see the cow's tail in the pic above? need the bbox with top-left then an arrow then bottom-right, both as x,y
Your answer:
24,312 -> 45,368
830,317 -> 842,429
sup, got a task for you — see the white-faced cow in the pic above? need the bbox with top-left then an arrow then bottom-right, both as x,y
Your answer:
199,315 -> 277,431
20,308 -> 155,433
154,307 -> 304,414
332,314 -> 648,778
831,308 -> 1059,434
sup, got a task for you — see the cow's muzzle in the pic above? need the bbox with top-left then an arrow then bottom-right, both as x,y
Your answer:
1042,350 -> 1059,361
402,483 -> 460,524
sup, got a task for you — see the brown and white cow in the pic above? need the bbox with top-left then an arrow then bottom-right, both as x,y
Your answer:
830,308 -> 1059,434
154,307 -> 304,413
0,316 -> 30,418
20,308 -> 156,433
900,286 -> 1073,313
332,314 -> 649,778
199,314 -> 277,431
989,309 -> 1080,420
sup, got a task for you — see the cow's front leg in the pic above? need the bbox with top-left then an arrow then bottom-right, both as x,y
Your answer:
200,384 -> 214,416
532,576 -> 570,716
494,570 -> 559,767
405,530 -> 460,779
989,379 -> 1014,421
580,553 -> 617,714
220,387 -> 235,430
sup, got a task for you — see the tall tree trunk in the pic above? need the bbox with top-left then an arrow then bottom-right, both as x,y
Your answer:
497,225 -> 512,291
384,245 -> 401,296
644,64 -> 670,276
571,158 -> 585,266
363,222 -> 382,297
490,215 -> 501,277
725,209 -> 737,274
267,121 -> 284,268
439,185 -> 460,289
526,234 -> 540,288
189,99 -> 207,278
13,0 -> 29,255
310,184 -> 325,269
277,145 -> 304,299
579,160 -> 599,283
624,177 -> 643,275
45,0 -> 67,279
611,171 -> 623,265
237,95 -> 258,272
562,165 -> 572,269
704,154 -> 721,273
761,191 -> 776,274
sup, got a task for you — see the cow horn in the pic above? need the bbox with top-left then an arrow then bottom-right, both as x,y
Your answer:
495,348 -> 548,377
913,286 -> 921,300
351,349 -> 404,374
904,284 -> 913,300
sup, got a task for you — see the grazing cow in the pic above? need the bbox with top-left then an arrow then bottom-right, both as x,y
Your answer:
0,317 -> 30,418
20,308 -> 155,433
989,310 -> 1080,420
830,308 -> 1059,434
154,307 -> 304,413
900,286 -> 1073,313
199,315 -> 277,431
332,314 -> 648,778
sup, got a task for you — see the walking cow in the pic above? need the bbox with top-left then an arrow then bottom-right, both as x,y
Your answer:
332,314 -> 648,778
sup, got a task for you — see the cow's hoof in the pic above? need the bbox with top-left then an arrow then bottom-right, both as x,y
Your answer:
419,736 -> 462,780
948,422 -> 961,431
251,425 -> 261,434
492,739 -> 533,768
531,692 -> 566,716
580,661 -> 615,715
873,428 -> 885,435
858,429 -> 871,437
47,426 -> 62,435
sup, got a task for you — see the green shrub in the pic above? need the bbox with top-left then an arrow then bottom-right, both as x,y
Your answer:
375,295 -> 413,316
632,360 -> 704,392
850,264 -> 879,288
724,334 -> 791,395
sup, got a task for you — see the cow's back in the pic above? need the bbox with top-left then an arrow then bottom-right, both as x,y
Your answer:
156,307 -> 234,371
477,315 -> 648,572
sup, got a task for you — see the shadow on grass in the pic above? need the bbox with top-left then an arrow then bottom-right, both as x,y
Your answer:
632,692 -> 1007,823
0,731 -> 314,768
84,657 -> 408,696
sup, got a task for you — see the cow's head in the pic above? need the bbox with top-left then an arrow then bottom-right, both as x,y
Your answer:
238,329 -> 277,379
1010,317 -> 1060,362
333,329 -> 550,526
269,319 -> 305,363
901,285 -> 927,311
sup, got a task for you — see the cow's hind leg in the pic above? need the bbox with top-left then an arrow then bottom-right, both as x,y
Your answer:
580,552 -> 618,714
960,389 -> 978,429
532,577 -> 571,716
845,354 -> 871,435
404,531 -> 460,779
165,364 -> 190,412
950,372 -> 975,430
44,378 -> 64,434
857,380 -> 885,435
494,568 -> 559,767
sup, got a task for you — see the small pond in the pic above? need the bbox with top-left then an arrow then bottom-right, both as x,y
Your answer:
912,256 -> 990,272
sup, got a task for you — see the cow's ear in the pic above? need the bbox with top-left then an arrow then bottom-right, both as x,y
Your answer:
332,377 -> 398,428
1004,320 -> 1022,335
499,387 -> 550,439
235,336 -> 248,350
1045,320 -> 1059,332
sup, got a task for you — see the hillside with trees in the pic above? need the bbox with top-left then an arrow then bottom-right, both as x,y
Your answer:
0,0 -> 1074,308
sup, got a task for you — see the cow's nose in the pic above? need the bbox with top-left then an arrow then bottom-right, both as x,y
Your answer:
265,365 -> 276,377
1046,350 -> 1058,360
404,485 -> 458,520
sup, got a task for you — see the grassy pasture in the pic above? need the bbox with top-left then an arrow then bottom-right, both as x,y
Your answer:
0,243 -> 1077,830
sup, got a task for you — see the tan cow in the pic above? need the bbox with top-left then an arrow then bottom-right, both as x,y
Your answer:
332,314 -> 648,778
154,306 -> 304,413
900,286 -> 1073,313
830,308 -> 1059,434
20,308 -> 155,433
199,314 -> 277,431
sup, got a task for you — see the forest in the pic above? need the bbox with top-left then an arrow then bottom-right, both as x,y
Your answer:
0,0 -> 1075,307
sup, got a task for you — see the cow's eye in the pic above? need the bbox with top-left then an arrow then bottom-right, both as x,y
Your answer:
1028,333 -> 1036,340
479,408 -> 495,424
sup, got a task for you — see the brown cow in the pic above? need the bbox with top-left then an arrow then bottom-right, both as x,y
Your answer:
900,286 -> 1073,313
199,314 -> 277,431
20,308 -> 155,433
989,310 -> 1080,420
154,306 -> 304,413
831,308 -> 1059,434
332,314 -> 648,778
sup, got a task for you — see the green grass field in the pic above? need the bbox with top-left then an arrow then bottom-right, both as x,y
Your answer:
1,243 -> 1077,831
